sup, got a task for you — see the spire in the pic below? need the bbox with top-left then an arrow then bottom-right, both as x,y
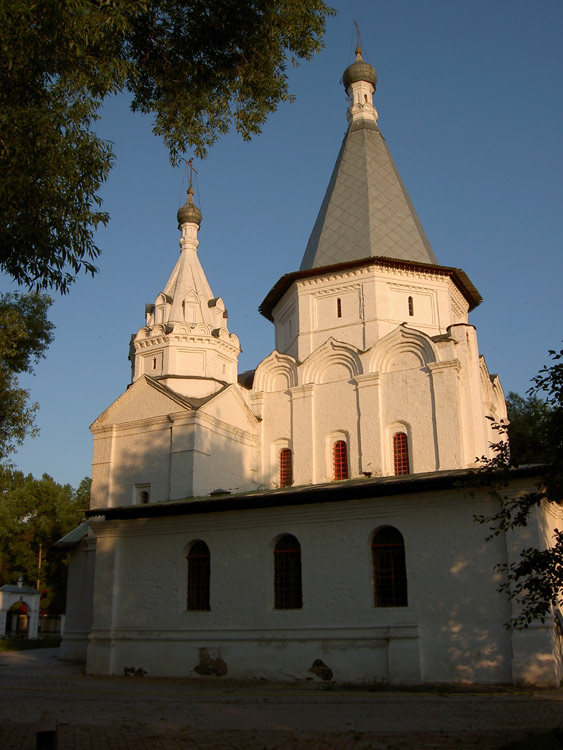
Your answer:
129,176 -> 240,396
299,47 -> 438,270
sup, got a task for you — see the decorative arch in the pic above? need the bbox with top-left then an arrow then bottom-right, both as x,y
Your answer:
154,293 -> 172,325
302,338 -> 362,385
190,323 -> 213,336
170,322 -> 191,335
208,297 -> 226,312
183,291 -> 200,323
367,325 -> 437,375
212,326 -> 233,341
134,326 -> 151,341
254,351 -> 298,393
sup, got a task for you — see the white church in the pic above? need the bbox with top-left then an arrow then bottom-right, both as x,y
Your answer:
60,47 -> 563,686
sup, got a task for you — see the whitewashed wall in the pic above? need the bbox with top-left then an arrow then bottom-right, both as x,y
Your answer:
85,481 -> 561,686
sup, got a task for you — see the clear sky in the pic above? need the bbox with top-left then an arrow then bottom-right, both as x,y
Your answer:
2,0 -> 563,489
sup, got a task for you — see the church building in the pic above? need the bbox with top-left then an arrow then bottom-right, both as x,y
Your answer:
60,47 -> 563,686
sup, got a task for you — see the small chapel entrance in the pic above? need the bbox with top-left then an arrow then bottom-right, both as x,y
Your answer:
6,601 -> 29,636
0,578 -> 41,639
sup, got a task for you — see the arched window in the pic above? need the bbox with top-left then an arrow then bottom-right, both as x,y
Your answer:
337,298 -> 342,318
274,534 -> 302,609
393,432 -> 410,475
279,448 -> 293,487
372,526 -> 408,607
186,540 -> 210,611
408,296 -> 414,316
333,440 -> 349,480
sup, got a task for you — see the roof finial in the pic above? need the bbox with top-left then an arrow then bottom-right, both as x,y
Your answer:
178,158 -> 202,228
187,157 -> 198,191
353,19 -> 363,58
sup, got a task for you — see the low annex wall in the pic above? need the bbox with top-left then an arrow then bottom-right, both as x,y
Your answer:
82,485 -> 556,684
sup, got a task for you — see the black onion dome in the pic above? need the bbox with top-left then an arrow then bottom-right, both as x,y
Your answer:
177,186 -> 202,228
342,46 -> 377,90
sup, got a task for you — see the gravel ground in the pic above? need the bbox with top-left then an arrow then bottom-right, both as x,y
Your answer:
1,648 -> 562,749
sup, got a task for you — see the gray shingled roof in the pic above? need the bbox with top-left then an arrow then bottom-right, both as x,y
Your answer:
300,119 -> 438,270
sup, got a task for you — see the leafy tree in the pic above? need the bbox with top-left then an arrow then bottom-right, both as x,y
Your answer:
0,470 -> 90,613
505,391 -> 552,466
1,0 -> 333,293
475,349 -> 563,629
0,292 -> 54,461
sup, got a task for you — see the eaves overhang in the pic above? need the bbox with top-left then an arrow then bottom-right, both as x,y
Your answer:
259,256 -> 482,322
86,465 -> 543,522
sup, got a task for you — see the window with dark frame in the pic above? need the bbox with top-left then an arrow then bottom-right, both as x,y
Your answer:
393,431 -> 410,475
186,540 -> 210,611
408,296 -> 414,316
372,526 -> 408,607
274,534 -> 302,609
279,448 -> 293,487
337,298 -> 342,318
333,440 -> 349,480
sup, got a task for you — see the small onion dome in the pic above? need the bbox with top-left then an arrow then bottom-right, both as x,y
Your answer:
177,186 -> 202,228
342,46 -> 377,91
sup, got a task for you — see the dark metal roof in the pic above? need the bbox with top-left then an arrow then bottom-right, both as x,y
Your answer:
86,466 -> 542,522
300,118 -> 439,271
259,255 -> 482,322
0,584 -> 39,595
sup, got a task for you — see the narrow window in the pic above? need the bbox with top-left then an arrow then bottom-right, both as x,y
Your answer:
333,440 -> 349,480
393,432 -> 410,475
152,357 -> 157,370
408,296 -> 414,316
279,448 -> 293,487
187,541 -> 210,611
337,298 -> 342,318
140,490 -> 149,504
372,526 -> 408,607
274,534 -> 302,609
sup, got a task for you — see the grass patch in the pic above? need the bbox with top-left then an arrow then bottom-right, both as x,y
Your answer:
501,729 -> 563,749
0,636 -> 61,652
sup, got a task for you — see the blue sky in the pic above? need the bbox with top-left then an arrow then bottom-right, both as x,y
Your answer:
3,0 -> 563,489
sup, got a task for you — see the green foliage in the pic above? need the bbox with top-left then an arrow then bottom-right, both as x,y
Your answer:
0,470 -> 91,613
0,292 -> 54,461
506,391 -> 552,466
475,349 -> 563,629
0,0 -> 333,293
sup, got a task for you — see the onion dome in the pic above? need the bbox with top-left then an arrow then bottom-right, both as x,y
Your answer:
342,46 -> 377,90
177,186 -> 202,228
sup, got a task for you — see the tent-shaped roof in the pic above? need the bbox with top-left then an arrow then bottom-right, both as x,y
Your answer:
300,50 -> 438,270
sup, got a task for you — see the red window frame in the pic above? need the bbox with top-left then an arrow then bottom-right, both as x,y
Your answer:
393,432 -> 410,476
279,448 -> 293,487
333,440 -> 349,480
